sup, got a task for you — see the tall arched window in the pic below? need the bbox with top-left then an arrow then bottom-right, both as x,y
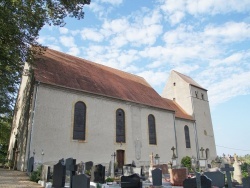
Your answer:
184,125 -> 191,148
148,114 -> 157,145
116,109 -> 125,143
73,101 -> 86,140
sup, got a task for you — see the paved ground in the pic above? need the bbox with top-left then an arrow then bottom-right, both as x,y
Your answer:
0,168 -> 42,188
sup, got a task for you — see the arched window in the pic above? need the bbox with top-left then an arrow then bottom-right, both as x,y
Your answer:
73,101 -> 86,140
116,109 -> 125,143
148,114 -> 157,145
184,125 -> 191,148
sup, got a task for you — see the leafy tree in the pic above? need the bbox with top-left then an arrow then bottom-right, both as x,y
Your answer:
0,0 -> 91,161
0,116 -> 11,164
0,0 -> 91,115
181,156 -> 192,171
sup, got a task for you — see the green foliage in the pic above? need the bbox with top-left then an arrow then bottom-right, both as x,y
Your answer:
30,165 -> 42,182
0,0 -> 91,121
0,116 -> 11,164
105,177 -> 114,182
241,162 -> 249,178
181,156 -> 192,171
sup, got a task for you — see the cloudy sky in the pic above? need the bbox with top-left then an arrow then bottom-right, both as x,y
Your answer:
38,0 -> 250,156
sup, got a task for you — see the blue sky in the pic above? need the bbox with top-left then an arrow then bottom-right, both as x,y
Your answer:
38,0 -> 250,156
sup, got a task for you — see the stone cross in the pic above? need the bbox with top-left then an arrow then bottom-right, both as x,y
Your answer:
221,164 -> 234,188
171,146 -> 177,158
111,152 -> 116,177
200,147 -> 204,158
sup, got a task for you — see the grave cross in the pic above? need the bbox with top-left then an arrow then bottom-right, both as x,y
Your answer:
111,152 -> 116,176
171,146 -> 177,158
200,147 -> 205,158
221,164 -> 234,188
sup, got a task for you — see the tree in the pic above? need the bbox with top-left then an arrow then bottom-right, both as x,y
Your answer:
0,0 -> 91,161
0,0 -> 90,115
181,156 -> 192,171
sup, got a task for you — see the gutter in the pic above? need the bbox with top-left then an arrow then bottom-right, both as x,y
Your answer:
172,113 -> 178,158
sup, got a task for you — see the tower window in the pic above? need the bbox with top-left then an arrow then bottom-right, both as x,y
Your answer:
195,91 -> 198,98
173,82 -> 176,86
201,93 -> 204,100
116,109 -> 125,143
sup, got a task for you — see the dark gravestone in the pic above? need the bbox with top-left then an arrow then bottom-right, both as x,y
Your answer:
72,174 -> 90,188
121,174 -> 142,188
242,177 -> 250,188
65,158 -> 77,188
204,171 -> 225,188
85,161 -> 93,172
152,168 -> 162,186
183,178 -> 196,188
183,174 -> 212,188
27,157 -> 34,173
90,164 -> 105,184
52,162 -> 66,188
221,164 -> 234,188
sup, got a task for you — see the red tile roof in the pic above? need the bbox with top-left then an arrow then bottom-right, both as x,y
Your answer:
33,48 -> 193,120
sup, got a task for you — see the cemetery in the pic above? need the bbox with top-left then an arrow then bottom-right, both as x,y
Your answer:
25,149 -> 250,188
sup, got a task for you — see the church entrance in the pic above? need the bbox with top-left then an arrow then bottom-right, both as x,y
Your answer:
116,150 -> 125,168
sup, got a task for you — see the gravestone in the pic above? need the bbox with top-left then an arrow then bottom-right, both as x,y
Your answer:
195,171 -> 201,188
77,161 -> 84,175
221,164 -> 234,188
183,174 -> 212,188
41,165 -> 51,182
161,164 -> 168,174
204,171 -> 225,188
233,154 -> 242,184
65,158 -> 77,188
121,173 -> 142,188
72,174 -> 90,188
169,168 -> 188,186
90,164 -> 105,184
242,177 -> 250,188
85,161 -> 93,172
28,157 -> 34,173
152,168 -> 162,186
52,162 -> 66,188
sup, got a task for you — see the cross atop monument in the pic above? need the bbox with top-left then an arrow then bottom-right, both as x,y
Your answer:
171,146 -> 177,159
200,147 -> 204,158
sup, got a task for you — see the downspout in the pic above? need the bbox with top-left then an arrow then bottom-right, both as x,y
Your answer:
189,85 -> 200,160
172,113 -> 178,158
26,81 -> 40,171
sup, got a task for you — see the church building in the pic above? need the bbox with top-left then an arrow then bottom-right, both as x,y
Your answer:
8,49 -> 217,171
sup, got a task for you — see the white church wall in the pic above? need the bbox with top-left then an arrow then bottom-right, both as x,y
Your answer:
162,71 -> 193,115
190,86 -> 217,162
174,119 -> 198,163
29,84 -> 177,166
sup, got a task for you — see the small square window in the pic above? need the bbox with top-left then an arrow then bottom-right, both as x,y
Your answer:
173,82 -> 176,86
201,93 -> 204,100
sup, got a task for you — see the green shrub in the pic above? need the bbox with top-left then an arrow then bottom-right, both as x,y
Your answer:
30,165 -> 42,182
105,177 -> 114,182
181,156 -> 192,171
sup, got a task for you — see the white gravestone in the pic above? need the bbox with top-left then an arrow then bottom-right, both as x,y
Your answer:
233,154 -> 242,184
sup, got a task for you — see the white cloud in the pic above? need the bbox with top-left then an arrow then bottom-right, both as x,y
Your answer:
47,45 -> 61,51
99,0 -> 123,5
143,10 -> 162,26
169,11 -> 185,25
68,47 -> 80,56
102,18 -> 129,33
59,36 -> 76,47
204,22 -> 250,43
138,71 -> 168,87
59,27 -> 69,34
81,28 -> 104,42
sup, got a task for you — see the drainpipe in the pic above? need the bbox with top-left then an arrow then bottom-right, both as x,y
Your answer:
172,113 -> 178,158
189,85 -> 200,160
26,81 -> 40,171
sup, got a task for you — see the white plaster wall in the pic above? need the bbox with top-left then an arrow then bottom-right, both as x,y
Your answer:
174,119 -> 197,162
30,84 -> 177,166
162,71 -> 193,115
190,86 -> 217,162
